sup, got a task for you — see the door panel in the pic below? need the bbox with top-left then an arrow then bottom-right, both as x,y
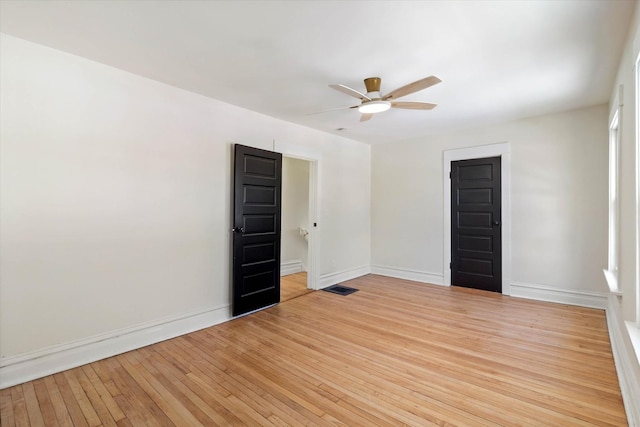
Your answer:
244,186 -> 276,205
232,144 -> 282,316
451,156 -> 501,292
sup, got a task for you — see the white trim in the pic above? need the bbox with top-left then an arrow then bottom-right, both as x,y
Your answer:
0,304 -> 230,390
281,259 -> 305,276
443,142 -> 512,295
307,160 -> 320,290
275,141 -> 321,291
603,269 -> 622,296
607,109 -> 621,293
318,265 -> 370,289
607,295 -> 640,425
625,321 -> 640,365
274,142 -> 322,163
370,265 -> 444,286
635,53 -> 640,327
510,281 -> 607,309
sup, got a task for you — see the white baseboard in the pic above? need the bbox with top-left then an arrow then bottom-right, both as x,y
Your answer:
510,281 -> 607,309
0,304 -> 231,390
318,265 -> 370,289
606,295 -> 640,425
370,265 -> 445,286
281,259 -> 305,276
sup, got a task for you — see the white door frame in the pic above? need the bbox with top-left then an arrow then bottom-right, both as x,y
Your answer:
275,141 -> 322,291
443,142 -> 511,295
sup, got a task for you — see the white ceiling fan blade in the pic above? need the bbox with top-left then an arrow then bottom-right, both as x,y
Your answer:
306,105 -> 359,115
383,76 -> 441,100
329,84 -> 371,101
391,101 -> 437,110
360,113 -> 374,122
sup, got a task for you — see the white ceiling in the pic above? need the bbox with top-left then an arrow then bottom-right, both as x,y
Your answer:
0,0 -> 635,145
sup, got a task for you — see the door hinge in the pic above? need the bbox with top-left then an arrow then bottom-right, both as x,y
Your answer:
449,171 -> 452,179
449,262 -> 452,269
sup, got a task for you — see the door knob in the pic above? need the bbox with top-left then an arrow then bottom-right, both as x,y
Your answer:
493,221 -> 500,226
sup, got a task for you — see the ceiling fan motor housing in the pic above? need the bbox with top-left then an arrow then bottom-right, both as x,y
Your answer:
364,77 -> 382,97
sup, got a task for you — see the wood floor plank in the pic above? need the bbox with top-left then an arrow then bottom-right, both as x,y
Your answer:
52,373 -> 89,427
136,346 -> 240,426
90,360 -> 122,399
62,370 -> 102,427
31,379 -> 59,427
184,343 -> 330,425
10,385 -> 30,427
160,343 -> 251,425
161,338 -> 325,426
103,358 -> 172,427
42,376 -> 74,427
1,387 -> 17,427
175,334 -> 342,426
74,365 -> 119,427
20,382 -> 45,427
0,274 -> 627,426
117,351 -> 204,427
80,364 -> 125,423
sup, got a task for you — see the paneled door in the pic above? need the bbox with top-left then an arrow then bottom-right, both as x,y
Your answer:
451,157 -> 502,292
232,144 -> 282,316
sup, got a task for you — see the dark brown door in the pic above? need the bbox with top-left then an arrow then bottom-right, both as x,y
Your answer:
451,157 -> 502,292
232,144 -> 282,316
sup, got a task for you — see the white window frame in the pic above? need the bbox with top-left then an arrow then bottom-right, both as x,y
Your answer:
605,110 -> 620,293
636,54 -> 640,326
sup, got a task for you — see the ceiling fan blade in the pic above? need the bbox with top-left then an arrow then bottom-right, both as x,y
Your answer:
360,113 -> 374,122
329,84 -> 371,101
383,76 -> 441,100
391,101 -> 437,110
306,105 -> 359,115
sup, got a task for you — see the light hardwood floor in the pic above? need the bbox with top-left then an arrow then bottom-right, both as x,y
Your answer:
0,275 -> 627,426
280,271 -> 311,302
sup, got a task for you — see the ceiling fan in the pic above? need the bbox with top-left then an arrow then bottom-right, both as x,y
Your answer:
326,75 -> 441,122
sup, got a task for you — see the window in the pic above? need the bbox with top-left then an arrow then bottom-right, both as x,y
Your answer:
636,55 -> 640,326
606,110 -> 620,293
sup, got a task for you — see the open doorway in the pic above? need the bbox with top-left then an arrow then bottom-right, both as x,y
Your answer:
280,156 -> 313,301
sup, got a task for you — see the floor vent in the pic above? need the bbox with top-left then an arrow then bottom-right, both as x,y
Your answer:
323,285 -> 359,296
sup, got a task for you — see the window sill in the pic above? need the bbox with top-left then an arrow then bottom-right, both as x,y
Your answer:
603,269 -> 622,295
625,321 -> 640,365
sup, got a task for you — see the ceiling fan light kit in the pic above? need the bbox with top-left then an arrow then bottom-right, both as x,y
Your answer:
327,75 -> 441,121
358,100 -> 391,114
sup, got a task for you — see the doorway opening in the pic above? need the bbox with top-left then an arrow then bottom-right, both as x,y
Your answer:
443,143 -> 511,295
275,140 -> 322,299
281,156 -> 313,301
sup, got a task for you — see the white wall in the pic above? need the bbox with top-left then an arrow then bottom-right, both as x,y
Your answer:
281,157 -> 309,271
372,104 -> 609,294
0,35 -> 371,363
